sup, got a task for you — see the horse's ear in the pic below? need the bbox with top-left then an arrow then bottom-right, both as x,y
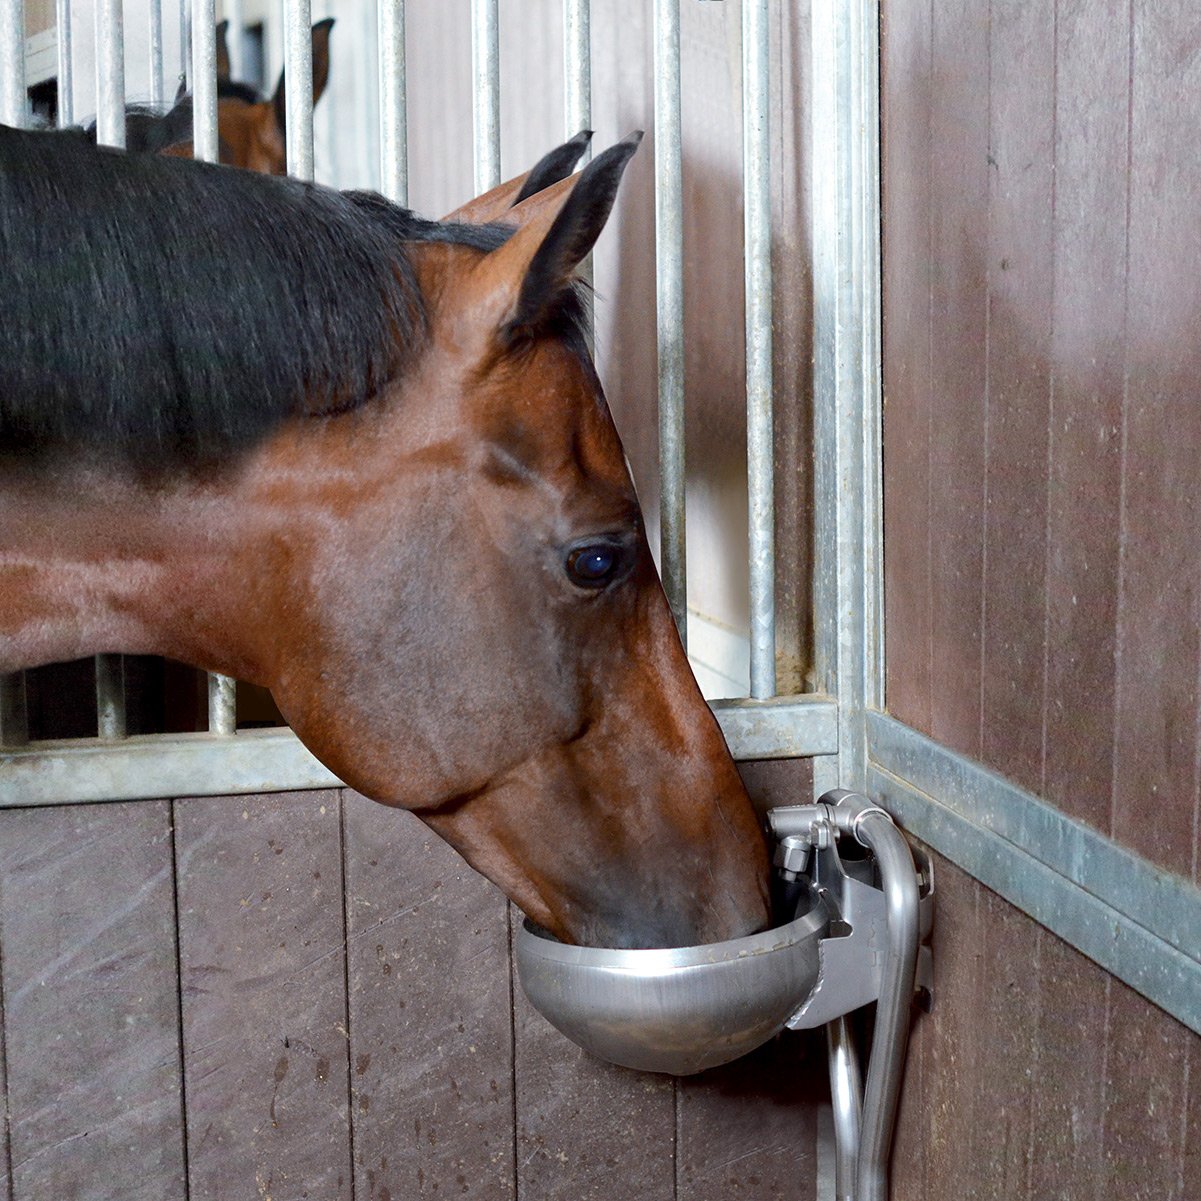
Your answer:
215,20 -> 231,81
477,133 -> 642,340
442,130 -> 593,225
311,18 -> 334,106
271,17 -> 336,133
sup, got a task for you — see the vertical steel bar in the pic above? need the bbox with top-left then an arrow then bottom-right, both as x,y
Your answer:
282,0 -> 313,179
810,0 -> 883,796
224,0 -> 244,82
191,0 -> 217,158
190,0 -> 235,735
178,0 -> 189,89
94,0 -> 125,148
469,0 -> 499,192
90,0 -> 131,739
378,0 -> 407,204
95,654 -> 127,739
0,0 -> 26,128
55,0 -> 74,126
826,1016 -> 863,1201
148,0 -> 164,106
652,0 -> 686,645
563,0 -> 590,144
743,0 -> 775,699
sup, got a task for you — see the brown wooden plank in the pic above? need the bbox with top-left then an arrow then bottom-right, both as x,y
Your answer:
512,902 -> 676,1201
979,0 -> 1055,795
342,790 -> 515,1199
1041,0 -> 1130,835
881,0 -> 934,733
676,1035 -> 822,1201
0,802 -> 185,1200
1025,930 -> 1109,1199
1100,982 -> 1194,1199
925,0 -> 990,760
1110,0 -> 1201,877
911,855 -> 983,1201
175,790 -> 351,1199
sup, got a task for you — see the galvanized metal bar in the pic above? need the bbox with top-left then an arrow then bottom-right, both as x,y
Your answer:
0,674 -> 28,748
94,0 -> 125,148
189,0 -> 232,734
224,0 -> 244,83
178,0 -> 189,89
0,696 -> 838,807
95,654 -> 127,740
0,7 -> 27,745
652,0 -> 686,645
867,712 -> 1201,1035
469,0 -> 499,192
742,0 -> 775,699
810,0 -> 883,797
282,0 -> 313,179
148,0 -> 164,107
190,0 -> 216,161
826,1017 -> 862,1201
207,672 -> 237,736
0,0 -> 26,127
377,0 -> 407,204
563,0 -> 590,146
55,0 -> 74,126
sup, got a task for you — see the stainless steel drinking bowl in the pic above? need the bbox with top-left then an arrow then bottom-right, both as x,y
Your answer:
514,887 -> 831,1075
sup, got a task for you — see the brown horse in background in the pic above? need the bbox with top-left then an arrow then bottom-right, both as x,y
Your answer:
0,125 -> 771,950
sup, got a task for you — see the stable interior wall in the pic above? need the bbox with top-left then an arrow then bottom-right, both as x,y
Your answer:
881,0 -> 1201,1194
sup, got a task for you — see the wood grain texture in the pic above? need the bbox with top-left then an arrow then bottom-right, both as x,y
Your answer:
342,790 -> 515,1200
175,790 -> 352,1199
880,0 -> 933,731
0,802 -> 185,1200
979,0 -> 1055,794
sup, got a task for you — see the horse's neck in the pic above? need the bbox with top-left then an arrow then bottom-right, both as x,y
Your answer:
0,465 -> 262,678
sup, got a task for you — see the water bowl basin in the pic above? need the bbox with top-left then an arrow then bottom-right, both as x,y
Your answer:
515,887 -> 830,1075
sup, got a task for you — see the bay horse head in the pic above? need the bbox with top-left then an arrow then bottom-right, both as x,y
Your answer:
0,125 -> 771,949
150,17 -> 333,174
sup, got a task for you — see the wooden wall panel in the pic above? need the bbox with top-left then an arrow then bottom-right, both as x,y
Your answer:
892,855 -> 1200,1201
175,791 -> 352,1199
882,0 -> 1201,878
0,803 -> 185,1200
343,791 -> 515,1200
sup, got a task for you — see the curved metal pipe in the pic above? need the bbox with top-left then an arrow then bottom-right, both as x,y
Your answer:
826,1015 -> 862,1201
825,790 -> 920,1201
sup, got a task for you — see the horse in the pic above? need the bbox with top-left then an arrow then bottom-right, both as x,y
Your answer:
0,124 -> 771,951
119,18 -> 333,174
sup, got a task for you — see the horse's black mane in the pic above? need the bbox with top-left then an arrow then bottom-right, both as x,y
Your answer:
0,124 -> 562,470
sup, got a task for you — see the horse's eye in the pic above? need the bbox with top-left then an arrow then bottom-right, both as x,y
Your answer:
566,543 -> 622,589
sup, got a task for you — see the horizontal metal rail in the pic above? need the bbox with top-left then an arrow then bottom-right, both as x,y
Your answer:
0,696 -> 838,808
867,711 -> 1201,1035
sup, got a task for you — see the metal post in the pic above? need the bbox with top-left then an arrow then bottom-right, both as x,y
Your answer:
190,0 -> 216,161
282,0 -> 313,179
0,0 -> 26,128
55,0 -> 74,126
224,0 -> 244,82
563,0 -> 590,149
378,0 -> 407,204
810,0 -> 884,797
653,0 -> 686,646
743,0 -> 775,699
178,0 -> 189,89
469,0 -> 499,192
95,654 -> 127,739
208,673 -> 237,736
826,1016 -> 863,1201
148,0 -> 164,106
94,0 -> 125,148
0,0 -> 28,738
